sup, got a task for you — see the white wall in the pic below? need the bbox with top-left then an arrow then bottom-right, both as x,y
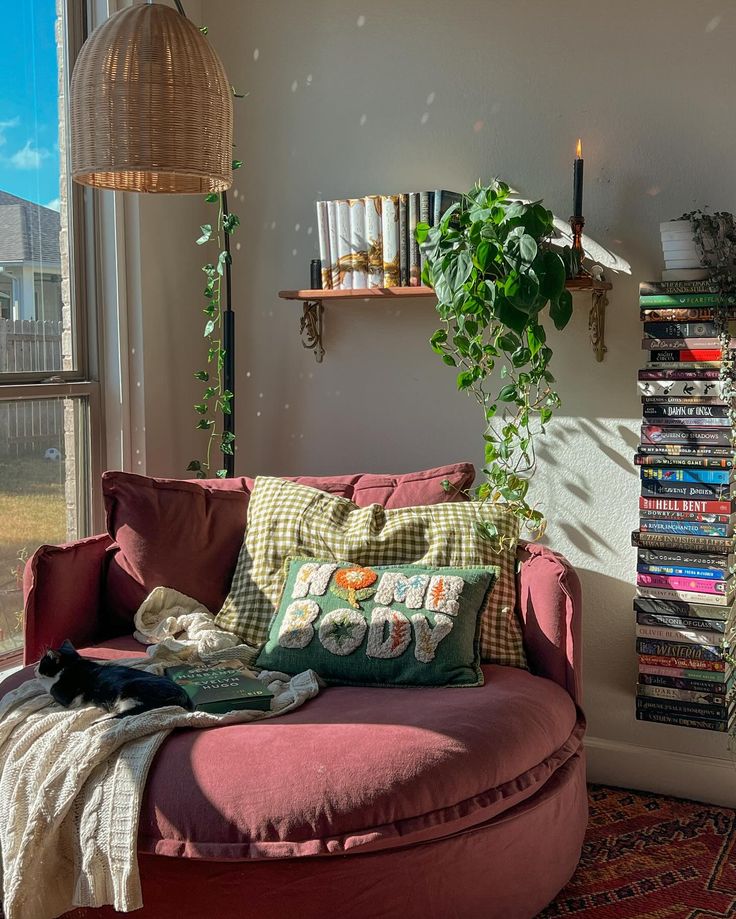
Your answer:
144,0 -> 736,802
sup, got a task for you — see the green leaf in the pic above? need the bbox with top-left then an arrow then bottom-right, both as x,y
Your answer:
540,407 -> 553,424
511,347 -> 531,367
232,159 -> 244,170
527,324 -> 546,355
186,460 -> 202,472
203,386 -> 217,399
199,24 -> 209,34
223,213 -> 240,234
457,370 -> 475,390
415,222 -> 430,244
539,249 -> 567,301
204,319 -> 216,337
496,298 -> 528,335
205,193 -> 219,203
498,383 -> 518,402
194,403 -> 208,414
196,224 -> 212,245
550,288 -> 573,330
193,370 -> 209,381
442,353 -> 457,367
430,329 -> 448,353
196,419 -> 214,430
518,234 -> 538,264
215,469 -> 228,478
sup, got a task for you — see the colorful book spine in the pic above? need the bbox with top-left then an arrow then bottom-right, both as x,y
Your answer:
640,294 -> 736,308
641,308 -> 736,322
636,574 -> 731,595
335,199 -> 352,290
636,710 -> 729,731
381,195 -> 400,287
408,193 -> 421,286
642,338 -> 736,350
632,530 -> 735,553
398,193 -> 409,287
642,404 -> 729,421
643,321 -> 731,338
348,198 -> 368,289
316,201 -> 333,289
635,611 -> 727,632
648,349 -> 723,362
641,427 -> 732,447
637,684 -> 729,706
637,443 -> 732,457
639,497 -> 732,514
639,520 -> 732,538
638,649 -> 726,670
637,584 -> 733,605
639,655 -> 728,674
640,480 -> 730,500
635,548 -> 733,570
635,624 -> 725,645
635,454 -> 733,470
640,281 -> 719,296
637,564 -> 726,581
364,195 -> 383,289
639,370 -> 721,382
638,670 -> 731,691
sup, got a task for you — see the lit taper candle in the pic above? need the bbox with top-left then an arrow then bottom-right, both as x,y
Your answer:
573,138 -> 584,217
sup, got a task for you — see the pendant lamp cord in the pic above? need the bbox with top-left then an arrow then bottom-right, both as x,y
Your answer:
171,0 -> 236,477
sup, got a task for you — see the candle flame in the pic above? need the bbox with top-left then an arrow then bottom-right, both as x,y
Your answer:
576,138 -> 583,158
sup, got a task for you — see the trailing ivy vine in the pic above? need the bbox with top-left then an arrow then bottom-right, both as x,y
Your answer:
418,180 -> 573,538
187,162 -> 242,479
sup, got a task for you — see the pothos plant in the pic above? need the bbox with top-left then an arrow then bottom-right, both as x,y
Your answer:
186,162 -> 242,479
417,180 -> 573,539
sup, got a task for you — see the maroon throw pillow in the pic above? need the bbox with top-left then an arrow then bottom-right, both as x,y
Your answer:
102,463 -> 474,634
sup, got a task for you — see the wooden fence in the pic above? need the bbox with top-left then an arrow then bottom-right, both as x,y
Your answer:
0,319 -> 63,374
0,319 -> 65,457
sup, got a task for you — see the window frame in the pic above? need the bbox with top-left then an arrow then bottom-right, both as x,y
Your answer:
0,0 -> 105,668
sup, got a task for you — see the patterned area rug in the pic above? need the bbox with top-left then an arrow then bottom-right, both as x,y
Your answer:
539,784 -> 736,918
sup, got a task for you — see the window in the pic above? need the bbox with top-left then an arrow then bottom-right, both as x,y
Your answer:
0,1 -> 102,667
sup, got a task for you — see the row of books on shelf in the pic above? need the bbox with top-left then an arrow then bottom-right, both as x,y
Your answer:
315,190 -> 461,291
634,280 -> 734,733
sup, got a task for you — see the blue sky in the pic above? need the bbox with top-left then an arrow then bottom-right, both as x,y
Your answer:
0,0 -> 60,210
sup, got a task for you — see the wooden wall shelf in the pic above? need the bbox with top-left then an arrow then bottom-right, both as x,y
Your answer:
278,277 -> 613,363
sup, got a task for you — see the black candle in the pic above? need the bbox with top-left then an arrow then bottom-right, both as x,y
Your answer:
573,138 -> 584,217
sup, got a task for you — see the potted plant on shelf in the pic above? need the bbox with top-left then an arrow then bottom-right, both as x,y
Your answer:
417,179 -> 572,538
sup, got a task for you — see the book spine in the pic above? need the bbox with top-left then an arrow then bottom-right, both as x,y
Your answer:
635,624 -> 725,645
634,595 -> 731,619
637,684 -> 728,706
398,193 -> 408,287
419,192 -> 431,274
642,405 -> 729,421
636,611 -> 727,632
640,281 -> 718,296
639,662 -> 730,682
635,455 -> 733,470
636,710 -> 728,731
637,585 -> 732,605
637,443 -> 732,457
635,697 -> 728,720
639,521 -> 731,538
408,193 -> 421,286
638,652 -> 726,671
643,321 -> 725,338
643,417 -> 731,429
642,338 -> 733,351
638,670 -> 730,691
648,349 -> 723,363
636,548 -> 733,570
381,195 -> 400,287
636,574 -> 730,595
641,468 -> 731,484
335,199 -> 352,290
637,564 -> 726,581
640,480 -> 730,499
316,201 -> 333,290
639,370 -> 721,381
640,294 -> 735,308
639,497 -> 732,514
364,195 -> 383,289
641,308 -> 736,322
327,200 -> 340,289
433,190 -> 463,226
641,426 -> 732,447
632,530 -> 734,553
639,511 -> 731,525
348,198 -> 368,289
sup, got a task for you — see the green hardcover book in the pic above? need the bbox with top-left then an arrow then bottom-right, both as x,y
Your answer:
164,665 -> 274,714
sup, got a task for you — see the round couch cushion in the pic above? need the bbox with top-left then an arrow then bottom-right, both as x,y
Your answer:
1,639 -> 582,860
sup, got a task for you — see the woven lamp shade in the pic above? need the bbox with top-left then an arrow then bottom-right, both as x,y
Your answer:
70,3 -> 233,194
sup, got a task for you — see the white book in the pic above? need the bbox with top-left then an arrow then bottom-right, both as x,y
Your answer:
348,198 -> 368,288
637,379 -> 723,398
662,269 -> 710,282
398,193 -> 408,287
316,201 -> 333,289
327,200 -> 340,289
381,195 -> 400,287
364,195 -> 383,289
637,586 -> 733,607
335,199 -> 352,290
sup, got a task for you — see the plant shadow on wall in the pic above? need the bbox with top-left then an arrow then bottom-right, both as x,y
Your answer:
419,180 -> 579,541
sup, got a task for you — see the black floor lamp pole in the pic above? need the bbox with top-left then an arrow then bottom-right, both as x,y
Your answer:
221,189 -> 235,478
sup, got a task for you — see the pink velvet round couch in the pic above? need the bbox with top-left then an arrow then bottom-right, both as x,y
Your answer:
4,469 -> 586,919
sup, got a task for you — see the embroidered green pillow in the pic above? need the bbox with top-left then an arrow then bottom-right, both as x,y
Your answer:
256,558 -> 497,687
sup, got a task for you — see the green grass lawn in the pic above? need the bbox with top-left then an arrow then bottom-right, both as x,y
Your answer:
0,456 -> 67,654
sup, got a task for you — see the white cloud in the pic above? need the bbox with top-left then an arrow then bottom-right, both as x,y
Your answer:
10,140 -> 51,170
0,117 -> 19,146
45,198 -> 60,212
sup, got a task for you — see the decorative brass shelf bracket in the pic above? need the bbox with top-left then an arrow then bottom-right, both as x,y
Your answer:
299,299 -> 324,363
589,288 -> 608,363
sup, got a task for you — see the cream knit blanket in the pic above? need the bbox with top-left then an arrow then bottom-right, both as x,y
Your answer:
0,587 -> 321,919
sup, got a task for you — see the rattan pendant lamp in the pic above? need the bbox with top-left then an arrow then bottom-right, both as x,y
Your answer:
70,0 -> 238,475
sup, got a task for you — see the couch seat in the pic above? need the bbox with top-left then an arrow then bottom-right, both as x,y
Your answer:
1,637 -> 583,860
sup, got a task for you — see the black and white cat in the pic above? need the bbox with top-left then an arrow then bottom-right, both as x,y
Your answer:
35,640 -> 194,718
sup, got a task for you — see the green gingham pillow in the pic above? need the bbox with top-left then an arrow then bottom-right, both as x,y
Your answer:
216,476 -> 526,669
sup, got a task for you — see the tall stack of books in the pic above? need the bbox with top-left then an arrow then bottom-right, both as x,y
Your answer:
315,191 -> 461,291
634,279 -> 735,732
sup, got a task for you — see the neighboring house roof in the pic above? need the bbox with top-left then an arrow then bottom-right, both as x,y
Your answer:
0,190 -> 60,265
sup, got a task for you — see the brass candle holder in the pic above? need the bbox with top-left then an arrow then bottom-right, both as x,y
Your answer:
569,214 -> 588,278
